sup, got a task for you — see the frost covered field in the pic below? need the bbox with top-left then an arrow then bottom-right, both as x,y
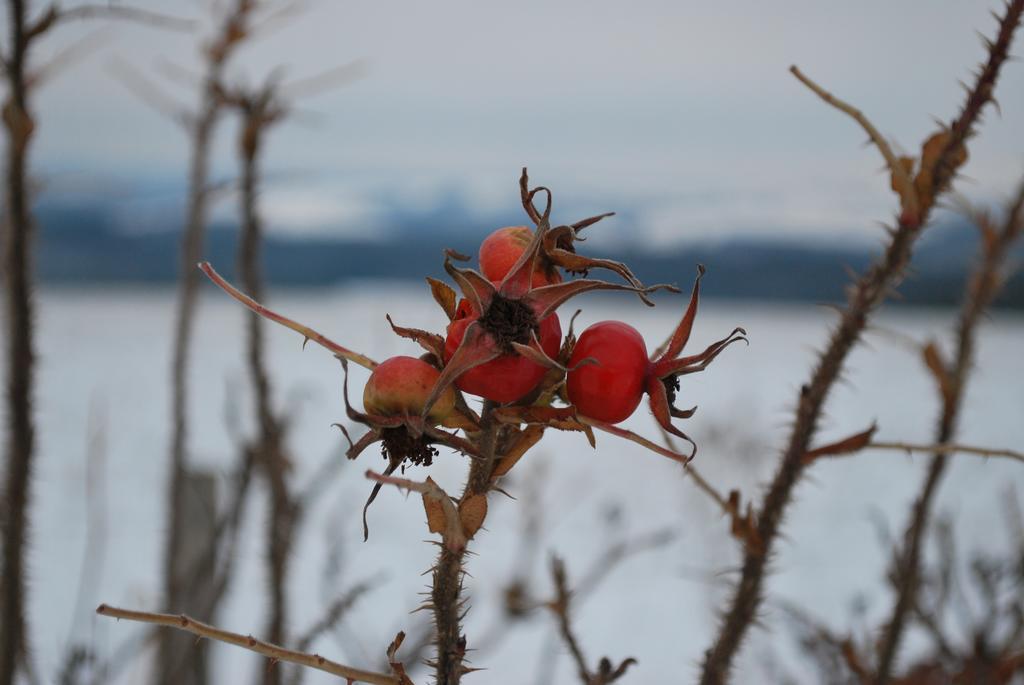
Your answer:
18,284 -> 1024,683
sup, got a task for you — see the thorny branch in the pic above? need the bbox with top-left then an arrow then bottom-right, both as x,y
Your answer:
161,2 -> 261,681
1,1 -> 186,681
789,65 -> 918,221
874,171 -> 1024,683
94,605 -> 402,685
430,401 -> 499,684
865,441 -> 1024,464
698,4 -> 1024,683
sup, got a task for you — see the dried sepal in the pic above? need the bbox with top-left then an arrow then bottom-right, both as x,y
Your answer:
511,330 -> 567,372
579,416 -> 694,465
529,278 -> 677,320
519,167 -> 552,226
517,168 -> 675,304
492,404 -> 578,426
421,321 -> 502,419
645,376 -> 697,459
440,406 -> 480,432
651,327 -> 748,379
427,276 -> 458,320
385,314 -> 446,360
422,425 -> 482,460
444,249 -> 496,313
653,264 -> 705,364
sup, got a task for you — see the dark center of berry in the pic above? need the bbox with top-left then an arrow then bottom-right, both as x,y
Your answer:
662,375 -> 680,408
479,293 -> 538,353
380,427 -> 438,469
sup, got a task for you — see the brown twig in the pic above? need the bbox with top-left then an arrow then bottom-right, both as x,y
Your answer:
160,2 -> 260,681
94,605 -> 400,685
1,7 -> 38,681
1,1 -> 186,680
199,262 -> 378,369
547,556 -> 637,685
866,441 -> 1024,464
221,72 -> 299,685
789,65 -> 918,221
698,5 -> 1023,683
875,171 -> 1024,682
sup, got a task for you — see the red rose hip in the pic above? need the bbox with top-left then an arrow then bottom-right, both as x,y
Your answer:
479,226 -> 561,287
567,321 -> 649,423
444,310 -> 562,404
363,356 -> 456,423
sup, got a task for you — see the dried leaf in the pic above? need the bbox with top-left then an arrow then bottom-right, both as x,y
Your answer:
492,425 -> 545,478
803,424 -> 878,463
915,129 -> 968,202
922,340 -> 955,407
726,489 -> 763,554
890,155 -> 915,193
458,493 -> 488,538
422,490 -> 447,535
427,277 -> 458,320
386,631 -> 414,685
920,130 -> 950,170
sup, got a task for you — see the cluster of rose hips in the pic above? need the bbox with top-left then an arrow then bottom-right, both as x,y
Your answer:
201,170 -> 746,536
357,172 -> 744,460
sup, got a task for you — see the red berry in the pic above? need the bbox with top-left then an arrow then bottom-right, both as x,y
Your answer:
567,321 -> 649,423
444,309 -> 562,403
363,356 -> 455,423
479,226 -> 561,287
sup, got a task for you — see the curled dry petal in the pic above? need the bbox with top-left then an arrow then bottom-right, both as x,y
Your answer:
444,250 -> 495,313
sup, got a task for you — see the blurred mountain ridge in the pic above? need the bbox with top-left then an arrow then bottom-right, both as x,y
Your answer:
33,197 -> 1024,309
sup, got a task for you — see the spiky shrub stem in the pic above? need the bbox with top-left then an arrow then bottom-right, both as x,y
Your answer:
431,402 -> 499,684
874,177 -> 1024,682
160,3 -> 255,682
1,1 -> 36,682
698,3 -> 1024,683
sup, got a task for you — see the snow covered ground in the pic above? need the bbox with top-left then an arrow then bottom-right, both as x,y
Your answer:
17,284 -> 1024,683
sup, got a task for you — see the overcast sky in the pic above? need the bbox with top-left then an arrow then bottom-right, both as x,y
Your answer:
11,1 -> 1024,245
